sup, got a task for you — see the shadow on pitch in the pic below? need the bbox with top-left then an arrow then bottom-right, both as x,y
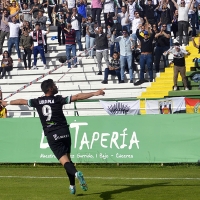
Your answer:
99,182 -> 170,200
76,182 -> 170,199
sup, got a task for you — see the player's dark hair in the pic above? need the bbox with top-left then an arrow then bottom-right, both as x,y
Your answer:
41,79 -> 54,94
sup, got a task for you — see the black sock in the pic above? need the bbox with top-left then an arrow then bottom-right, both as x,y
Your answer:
67,172 -> 76,185
64,161 -> 76,185
64,162 -> 77,176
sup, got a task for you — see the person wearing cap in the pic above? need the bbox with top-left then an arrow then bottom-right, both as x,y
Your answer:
171,0 -> 193,46
55,8 -> 66,45
111,28 -> 134,83
140,0 -> 159,26
134,24 -> 155,85
29,23 -> 50,70
164,42 -> 189,91
154,23 -> 171,73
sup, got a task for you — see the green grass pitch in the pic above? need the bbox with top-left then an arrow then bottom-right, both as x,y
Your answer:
1,164 -> 200,200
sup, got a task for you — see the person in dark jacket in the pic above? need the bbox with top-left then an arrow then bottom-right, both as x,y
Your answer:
95,26 -> 110,75
140,0 -> 159,26
55,9 -> 65,45
110,16 -> 122,57
19,29 -> 33,70
159,4 -> 171,31
154,23 -> 171,72
0,51 -> 13,79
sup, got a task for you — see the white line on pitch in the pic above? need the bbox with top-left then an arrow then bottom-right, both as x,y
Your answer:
0,176 -> 200,180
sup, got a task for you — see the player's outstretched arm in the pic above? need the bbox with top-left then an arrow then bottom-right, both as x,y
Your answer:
0,99 -> 28,107
71,89 -> 105,102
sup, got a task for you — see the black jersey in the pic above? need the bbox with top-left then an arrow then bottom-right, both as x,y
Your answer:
28,95 -> 71,135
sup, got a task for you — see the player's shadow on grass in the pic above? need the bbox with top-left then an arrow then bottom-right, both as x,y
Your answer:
99,182 -> 170,200
76,182 -> 169,199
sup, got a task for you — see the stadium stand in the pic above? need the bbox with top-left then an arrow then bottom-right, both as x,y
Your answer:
0,0 -> 198,117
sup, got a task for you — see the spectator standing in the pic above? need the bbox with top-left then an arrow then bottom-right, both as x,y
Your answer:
0,9 -> 19,55
127,0 -> 142,22
101,52 -> 121,84
2,15 -> 21,61
154,23 -> 171,72
0,50 -> 13,79
131,11 -> 144,46
71,7 -> 83,51
19,29 -> 33,70
85,16 -> 96,59
171,0 -> 193,46
77,0 -> 87,18
140,0 -> 159,26
0,85 -> 2,100
21,3 -> 32,23
91,0 -> 102,26
187,0 -> 196,37
102,0 -> 115,29
111,29 -> 134,83
6,0 -> 20,22
164,42 -> 189,90
63,23 -> 77,68
29,23 -> 50,70
55,9 -> 66,45
134,25 -> 155,85
65,0 -> 76,11
47,0 -> 57,25
30,0 -> 44,19
95,26 -> 110,75
117,6 -> 131,33
171,9 -> 178,39
110,16 -> 122,57
159,3 -> 171,31
33,10 -> 48,53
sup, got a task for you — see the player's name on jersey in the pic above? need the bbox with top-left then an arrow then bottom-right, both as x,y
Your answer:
39,99 -> 55,104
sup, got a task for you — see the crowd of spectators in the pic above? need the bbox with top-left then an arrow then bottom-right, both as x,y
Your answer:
0,0 -> 199,86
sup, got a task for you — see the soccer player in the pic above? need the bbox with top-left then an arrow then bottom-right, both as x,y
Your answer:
0,79 -> 105,194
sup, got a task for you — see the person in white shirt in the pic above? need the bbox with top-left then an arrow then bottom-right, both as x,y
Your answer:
171,0 -> 193,45
2,15 -> 21,62
71,7 -> 83,51
117,6 -> 131,33
102,0 -> 115,28
131,11 -> 144,45
29,23 -> 50,70
127,0 -> 142,21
